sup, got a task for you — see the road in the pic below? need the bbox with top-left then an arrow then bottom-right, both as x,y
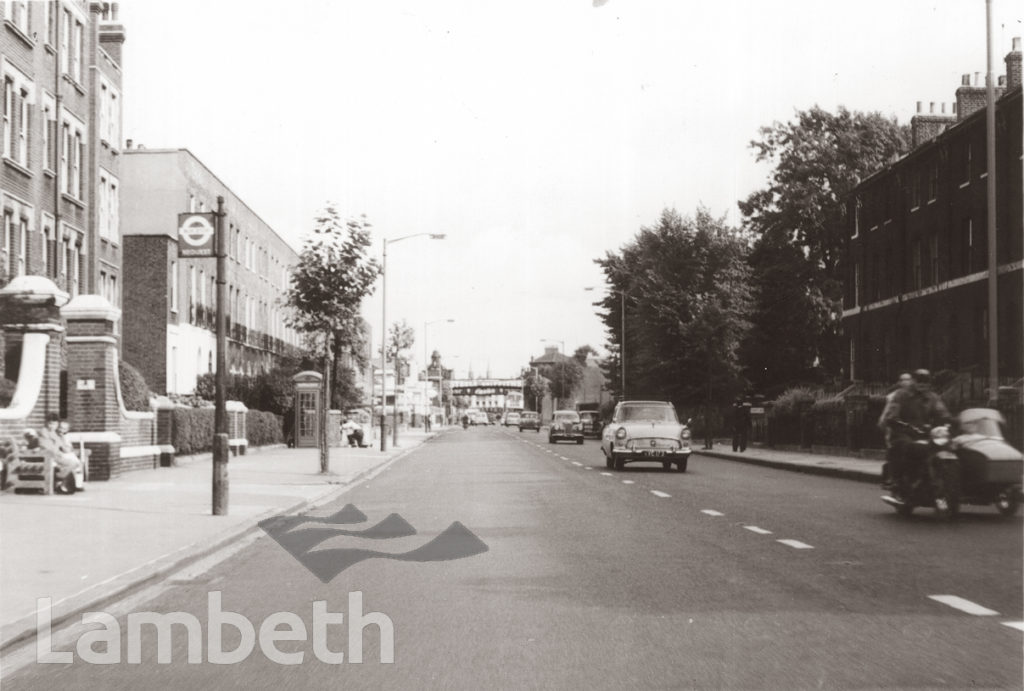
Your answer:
5,425 -> 1022,689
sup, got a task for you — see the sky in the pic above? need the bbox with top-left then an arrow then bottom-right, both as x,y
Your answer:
117,0 -> 1022,380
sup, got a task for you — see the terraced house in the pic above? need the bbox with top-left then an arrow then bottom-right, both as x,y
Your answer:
1,0 -> 125,371
119,147 -> 302,396
843,38 -> 1023,388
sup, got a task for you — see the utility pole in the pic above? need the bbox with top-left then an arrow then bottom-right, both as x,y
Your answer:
213,196 -> 228,515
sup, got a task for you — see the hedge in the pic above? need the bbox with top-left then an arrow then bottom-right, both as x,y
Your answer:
119,360 -> 153,411
171,407 -> 283,455
246,410 -> 283,447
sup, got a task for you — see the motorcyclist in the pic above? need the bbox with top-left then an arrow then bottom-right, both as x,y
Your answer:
877,372 -> 914,488
878,369 -> 951,497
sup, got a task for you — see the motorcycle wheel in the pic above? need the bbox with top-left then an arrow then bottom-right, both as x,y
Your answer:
933,463 -> 961,519
994,490 -> 1020,517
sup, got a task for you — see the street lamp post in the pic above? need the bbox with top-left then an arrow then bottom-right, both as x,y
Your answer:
380,233 -> 446,451
424,318 -> 454,428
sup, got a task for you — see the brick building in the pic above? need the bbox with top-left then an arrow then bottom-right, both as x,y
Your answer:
120,147 -> 301,395
2,1 -> 125,374
842,39 -> 1022,385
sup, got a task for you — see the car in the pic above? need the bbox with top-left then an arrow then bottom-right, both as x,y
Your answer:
548,410 -> 584,445
578,410 -> 602,438
601,400 -> 692,472
519,411 -> 541,432
504,412 -> 521,427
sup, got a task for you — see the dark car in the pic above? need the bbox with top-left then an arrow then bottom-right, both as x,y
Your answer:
579,410 -> 602,438
548,410 -> 584,445
518,411 -> 541,432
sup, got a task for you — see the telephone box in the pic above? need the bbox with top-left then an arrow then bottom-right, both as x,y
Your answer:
292,371 -> 323,448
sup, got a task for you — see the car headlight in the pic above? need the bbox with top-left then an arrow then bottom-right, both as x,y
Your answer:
615,427 -> 627,440
680,429 -> 692,440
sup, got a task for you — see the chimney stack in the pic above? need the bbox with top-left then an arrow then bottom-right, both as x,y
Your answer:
1007,36 -> 1022,90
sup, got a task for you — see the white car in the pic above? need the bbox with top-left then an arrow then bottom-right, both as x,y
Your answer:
601,401 -> 692,472
504,412 -> 521,427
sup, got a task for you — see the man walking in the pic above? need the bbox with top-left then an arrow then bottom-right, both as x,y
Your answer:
732,395 -> 752,452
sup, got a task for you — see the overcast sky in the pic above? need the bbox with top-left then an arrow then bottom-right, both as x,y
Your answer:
118,0 -> 1022,380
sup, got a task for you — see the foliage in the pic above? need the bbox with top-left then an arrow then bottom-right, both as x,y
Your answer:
740,106 -> 910,386
171,407 -> 216,455
595,207 -> 754,406
119,360 -> 152,411
0,378 -> 15,408
246,410 -> 284,447
284,207 -> 379,472
192,360 -> 301,416
572,345 -> 598,366
768,386 -> 819,418
539,359 -> 583,408
520,367 -> 547,412
386,319 -> 416,385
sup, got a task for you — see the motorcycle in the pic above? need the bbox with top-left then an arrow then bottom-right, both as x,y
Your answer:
882,408 -> 1023,518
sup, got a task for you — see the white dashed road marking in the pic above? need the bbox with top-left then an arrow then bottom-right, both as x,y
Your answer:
650,490 -> 671,498
701,510 -> 724,516
777,539 -> 814,550
571,461 -> 583,467
744,526 -> 773,535
622,480 -> 635,485
928,595 -> 999,616
583,466 -> 593,470
1002,622 -> 1024,632
600,472 -> 613,477
559,456 -> 569,461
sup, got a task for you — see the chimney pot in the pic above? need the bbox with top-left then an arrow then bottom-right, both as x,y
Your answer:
1014,36 -> 1021,51
975,71 -> 981,86
998,75 -> 1006,86
962,74 -> 971,86
916,101 -> 923,113
941,103 -> 946,114
125,138 -> 132,149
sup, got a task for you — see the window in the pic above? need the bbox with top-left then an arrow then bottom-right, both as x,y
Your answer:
59,115 -> 87,197
170,261 -> 178,312
72,20 -> 83,82
43,1 -> 55,45
188,194 -> 196,212
17,86 -> 28,165
2,209 -> 11,278
68,237 -> 80,297
2,76 -> 10,159
97,171 -> 119,240
912,239 -> 922,290
189,265 -> 196,322
41,95 -> 54,171
17,216 -> 26,276
852,262 -> 860,307
927,162 -> 938,201
929,235 -> 939,285
60,11 -> 70,75
5,1 -> 29,35
910,172 -> 922,208
962,141 -> 972,183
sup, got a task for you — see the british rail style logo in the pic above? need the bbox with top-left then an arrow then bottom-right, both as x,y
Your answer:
258,504 -> 489,582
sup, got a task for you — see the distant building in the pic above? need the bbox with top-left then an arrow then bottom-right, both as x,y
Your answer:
530,346 -> 608,418
119,148 -> 302,395
2,1 -> 126,374
843,38 -> 1022,383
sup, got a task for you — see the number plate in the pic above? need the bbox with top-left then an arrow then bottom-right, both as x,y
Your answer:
643,449 -> 665,458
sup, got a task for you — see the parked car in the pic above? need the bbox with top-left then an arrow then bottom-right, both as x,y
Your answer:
579,410 -> 602,438
601,400 -> 692,472
504,412 -> 522,427
549,410 -> 584,445
519,411 -> 541,432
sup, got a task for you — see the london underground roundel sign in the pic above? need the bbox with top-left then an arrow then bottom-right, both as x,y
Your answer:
177,213 -> 217,257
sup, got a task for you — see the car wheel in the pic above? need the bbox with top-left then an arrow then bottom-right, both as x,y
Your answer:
614,457 -> 625,471
576,438 -> 583,445
677,459 -> 688,473
994,490 -> 1020,517
548,436 -> 555,444
605,454 -> 613,469
662,461 -> 671,470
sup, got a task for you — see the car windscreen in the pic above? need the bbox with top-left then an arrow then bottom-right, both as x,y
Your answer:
618,406 -> 678,423
553,412 -> 580,422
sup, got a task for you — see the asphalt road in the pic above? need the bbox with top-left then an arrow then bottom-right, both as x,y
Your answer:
5,425 -> 1022,689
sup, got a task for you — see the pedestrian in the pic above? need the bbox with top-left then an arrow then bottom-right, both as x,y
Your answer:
732,395 -> 752,452
702,404 -> 715,450
424,414 -> 432,433
877,372 -> 913,489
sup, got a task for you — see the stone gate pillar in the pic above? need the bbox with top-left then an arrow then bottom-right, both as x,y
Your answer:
0,277 -> 68,437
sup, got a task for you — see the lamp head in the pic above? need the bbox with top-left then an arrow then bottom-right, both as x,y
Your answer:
429,234 -> 446,240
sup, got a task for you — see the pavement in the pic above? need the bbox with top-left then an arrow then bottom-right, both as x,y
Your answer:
0,426 -> 440,652
0,427 -> 882,653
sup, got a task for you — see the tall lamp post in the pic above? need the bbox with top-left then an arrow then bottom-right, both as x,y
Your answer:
424,318 -> 454,427
380,233 -> 446,451
585,286 -> 627,400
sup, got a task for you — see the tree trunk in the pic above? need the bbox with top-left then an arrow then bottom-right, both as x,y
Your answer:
320,348 -> 331,474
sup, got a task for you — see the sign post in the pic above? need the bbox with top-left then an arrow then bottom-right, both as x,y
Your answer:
212,200 -> 229,515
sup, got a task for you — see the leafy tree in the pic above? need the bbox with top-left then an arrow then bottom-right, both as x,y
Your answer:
285,208 -> 379,473
520,367 -> 547,412
386,319 -> 416,385
573,345 -> 598,366
595,207 -> 753,407
740,106 -> 910,385
539,358 -> 583,410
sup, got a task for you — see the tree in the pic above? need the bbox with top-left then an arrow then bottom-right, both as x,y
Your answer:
285,208 -> 379,473
594,207 -> 753,407
520,367 -> 547,412
385,319 -> 416,385
740,106 -> 910,385
539,358 -> 583,410
573,345 -> 598,366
